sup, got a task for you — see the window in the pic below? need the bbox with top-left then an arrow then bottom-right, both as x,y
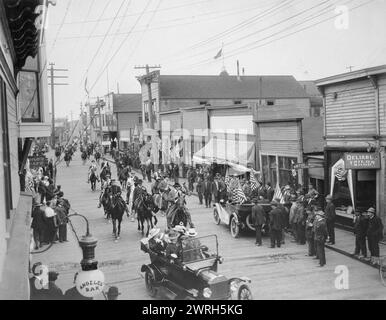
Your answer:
139,113 -> 143,124
234,100 -> 242,105
199,101 -> 208,106
266,100 -> 275,106
18,71 -> 40,122
278,156 -> 297,187
312,106 -> 321,117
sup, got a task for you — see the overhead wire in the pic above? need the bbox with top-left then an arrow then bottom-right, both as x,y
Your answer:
183,0 -> 374,72
87,0 -> 153,95
49,0 -> 73,55
79,0 -> 129,88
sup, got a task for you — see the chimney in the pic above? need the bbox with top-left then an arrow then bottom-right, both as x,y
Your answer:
237,60 -> 241,81
117,82 -> 120,94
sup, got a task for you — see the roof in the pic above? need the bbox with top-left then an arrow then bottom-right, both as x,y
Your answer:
158,75 -> 309,99
315,65 -> 386,87
298,81 -> 321,96
112,94 -> 142,113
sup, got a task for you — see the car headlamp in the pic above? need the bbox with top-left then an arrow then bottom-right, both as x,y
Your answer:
203,287 -> 212,298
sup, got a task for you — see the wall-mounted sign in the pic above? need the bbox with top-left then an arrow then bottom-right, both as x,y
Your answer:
344,152 -> 380,170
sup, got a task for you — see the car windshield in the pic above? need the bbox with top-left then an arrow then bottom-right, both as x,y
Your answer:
181,235 -> 218,265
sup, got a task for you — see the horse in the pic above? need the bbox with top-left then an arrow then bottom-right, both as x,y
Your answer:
166,196 -> 194,229
107,194 -> 128,241
89,171 -> 99,191
134,191 -> 158,237
81,151 -> 87,165
94,151 -> 101,165
100,188 -> 112,220
64,153 -> 72,167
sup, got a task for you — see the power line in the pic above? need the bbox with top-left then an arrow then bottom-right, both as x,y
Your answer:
184,0 -> 374,72
87,0 -> 153,95
49,0 -> 73,55
165,0 -> 332,68
79,0 -> 129,88
50,0 -> 214,26
116,0 -> 163,81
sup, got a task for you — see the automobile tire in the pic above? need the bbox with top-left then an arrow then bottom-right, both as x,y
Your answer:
145,269 -> 157,298
246,214 -> 256,231
237,284 -> 253,300
213,208 -> 221,225
230,216 -> 240,238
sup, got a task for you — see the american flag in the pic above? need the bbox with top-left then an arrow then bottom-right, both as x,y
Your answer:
250,172 -> 260,191
228,177 -> 247,204
273,183 -> 285,204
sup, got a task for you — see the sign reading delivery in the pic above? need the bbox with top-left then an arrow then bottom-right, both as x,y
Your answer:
344,152 -> 380,170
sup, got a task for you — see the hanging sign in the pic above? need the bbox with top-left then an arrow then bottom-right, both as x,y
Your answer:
344,153 -> 380,170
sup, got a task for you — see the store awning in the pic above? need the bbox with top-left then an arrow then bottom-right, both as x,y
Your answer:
193,138 -> 255,169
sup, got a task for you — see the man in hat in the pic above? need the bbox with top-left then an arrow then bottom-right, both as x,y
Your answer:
313,208 -> 328,267
265,182 -> 274,202
31,197 -> 46,249
106,286 -> 121,300
325,195 -> 336,245
212,174 -> 226,204
29,262 -> 45,300
366,207 -> 384,265
294,198 -> 306,245
196,177 -> 205,205
165,230 -> 182,262
353,210 -> 368,259
182,228 -> 202,262
251,198 -> 265,246
203,176 -> 213,208
64,272 -> 93,300
305,208 -> 316,257
55,200 -> 68,243
289,194 -> 299,242
269,200 -> 284,248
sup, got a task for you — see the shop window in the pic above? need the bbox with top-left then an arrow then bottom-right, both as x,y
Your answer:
199,101 -> 208,106
279,156 -> 297,187
18,71 -> 40,122
266,100 -> 275,106
234,100 -> 242,105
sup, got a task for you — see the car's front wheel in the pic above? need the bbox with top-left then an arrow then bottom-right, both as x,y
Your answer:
237,284 -> 253,300
145,269 -> 157,298
230,216 -> 240,238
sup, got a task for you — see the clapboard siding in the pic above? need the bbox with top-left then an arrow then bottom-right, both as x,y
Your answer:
379,83 -> 386,135
160,112 -> 182,131
182,109 -> 208,134
259,122 -> 299,157
325,85 -> 376,136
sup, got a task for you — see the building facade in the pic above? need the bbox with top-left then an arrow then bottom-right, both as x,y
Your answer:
316,65 -> 386,232
0,0 -> 51,299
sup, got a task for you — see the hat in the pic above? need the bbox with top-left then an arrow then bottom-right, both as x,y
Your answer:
326,195 -> 333,201
148,228 -> 160,239
284,185 -> 291,190
173,225 -> 186,234
187,228 -> 198,237
107,286 -> 120,297
32,262 -> 42,275
168,231 -> 179,241
270,200 -> 279,207
173,183 -> 181,189
367,207 -> 376,214
48,271 -> 59,281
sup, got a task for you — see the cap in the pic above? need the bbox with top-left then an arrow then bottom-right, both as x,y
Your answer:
107,286 -> 120,297
187,228 -> 198,237
367,207 -> 376,214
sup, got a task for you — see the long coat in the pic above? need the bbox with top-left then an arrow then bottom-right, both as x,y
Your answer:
325,202 -> 336,222
367,216 -> 384,241
269,207 -> 284,231
251,204 -> 266,226
313,217 -> 328,243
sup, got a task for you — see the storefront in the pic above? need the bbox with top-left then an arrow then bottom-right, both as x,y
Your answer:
325,148 -> 380,229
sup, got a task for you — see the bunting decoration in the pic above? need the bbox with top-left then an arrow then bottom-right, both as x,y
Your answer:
226,175 -> 247,204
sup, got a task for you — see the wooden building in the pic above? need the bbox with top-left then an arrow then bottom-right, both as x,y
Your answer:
316,65 -> 386,231
0,0 -> 51,299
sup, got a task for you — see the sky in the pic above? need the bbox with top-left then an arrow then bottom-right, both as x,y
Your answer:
44,0 -> 386,119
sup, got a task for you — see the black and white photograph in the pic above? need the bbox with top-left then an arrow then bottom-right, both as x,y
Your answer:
0,0 -> 385,303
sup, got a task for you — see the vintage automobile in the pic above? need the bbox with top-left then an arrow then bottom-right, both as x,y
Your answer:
140,235 -> 253,300
213,200 -> 272,238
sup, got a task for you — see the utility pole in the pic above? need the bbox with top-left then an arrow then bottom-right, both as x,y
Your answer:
346,65 -> 354,72
134,64 -> 161,130
48,63 -> 69,148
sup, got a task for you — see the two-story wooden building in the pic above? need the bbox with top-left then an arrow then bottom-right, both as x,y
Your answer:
0,0 -> 52,299
316,65 -> 386,231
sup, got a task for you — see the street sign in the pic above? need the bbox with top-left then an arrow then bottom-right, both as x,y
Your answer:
28,155 -> 48,169
344,152 -> 380,170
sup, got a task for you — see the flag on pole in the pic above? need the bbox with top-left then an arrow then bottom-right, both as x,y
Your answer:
214,48 -> 222,59
273,183 -> 285,204
250,172 -> 260,191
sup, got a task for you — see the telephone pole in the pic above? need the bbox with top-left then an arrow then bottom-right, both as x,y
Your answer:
135,64 -> 161,130
49,63 -> 69,148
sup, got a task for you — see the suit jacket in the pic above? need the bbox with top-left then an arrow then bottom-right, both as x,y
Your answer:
325,202 -> 336,222
269,208 -> 284,231
367,216 -> 384,240
313,218 -> 328,242
196,181 -> 204,194
252,204 -> 266,226
203,181 -> 212,195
